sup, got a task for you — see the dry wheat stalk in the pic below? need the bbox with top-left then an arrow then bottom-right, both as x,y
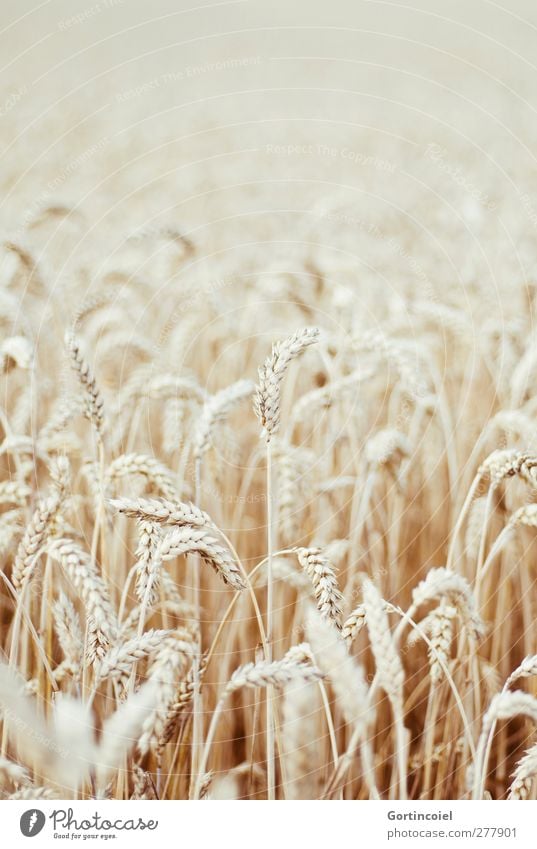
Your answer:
97,629 -> 171,682
105,454 -> 177,500
362,579 -> 405,708
254,326 -> 318,801
110,496 -> 212,528
362,578 -> 407,798
194,378 -> 254,459
411,567 -> 485,640
195,644 -> 324,799
506,655 -> 537,688
49,455 -> 71,502
96,679 -> 160,787
86,616 -> 111,664
52,592 -> 83,669
290,370 -> 370,425
342,599 -> 399,647
156,653 -> 209,755
65,331 -> 104,439
138,630 -> 196,756
11,494 -> 60,589
1,71 -> 537,803
225,645 -> 324,695
159,526 -> 245,591
130,764 -> 157,800
253,556 -> 311,592
474,691 -> 537,799
253,327 -> 320,441
465,496 -> 488,560
37,397 -> 82,446
282,677 -> 319,799
342,605 -> 367,646
306,611 -> 369,729
48,538 -> 117,660
508,743 -> 537,799
427,602 -> 457,683
0,510 -> 23,556
274,440 -> 313,544
296,547 -> 343,628
143,374 -> 205,403
162,396 -> 188,455
198,772 -> 213,799
479,449 -> 537,489
0,662 -> 68,783
134,520 -> 161,605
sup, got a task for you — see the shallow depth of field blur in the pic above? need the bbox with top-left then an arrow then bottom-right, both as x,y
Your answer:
2,0 -> 537,800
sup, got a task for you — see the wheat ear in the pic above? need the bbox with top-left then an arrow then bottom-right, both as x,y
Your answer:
194,378 -> 254,459
110,496 -> 213,527
253,326 -> 320,442
296,547 -> 343,629
474,691 -> 537,799
253,325 -> 319,800
508,743 -> 537,799
48,538 -> 117,663
159,526 -> 245,591
195,645 -> 323,799
65,331 -> 104,440
11,494 -> 60,590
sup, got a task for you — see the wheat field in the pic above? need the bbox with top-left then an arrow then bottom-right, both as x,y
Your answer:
2,0 -> 537,802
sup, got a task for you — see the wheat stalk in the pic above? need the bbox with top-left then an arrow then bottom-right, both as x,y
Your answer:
138,631 -> 197,757
296,547 -> 343,628
253,326 -> 319,800
253,327 -> 320,442
11,494 -> 60,590
158,526 -> 245,591
110,496 -> 212,527
96,629 -> 171,682
48,538 -> 117,662
64,331 -> 104,440
474,691 -> 537,799
361,578 -> 407,799
508,743 -> 537,799
194,379 -> 254,459
195,644 -> 323,799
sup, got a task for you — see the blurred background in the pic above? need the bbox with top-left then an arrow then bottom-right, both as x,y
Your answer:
1,0 -> 536,318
